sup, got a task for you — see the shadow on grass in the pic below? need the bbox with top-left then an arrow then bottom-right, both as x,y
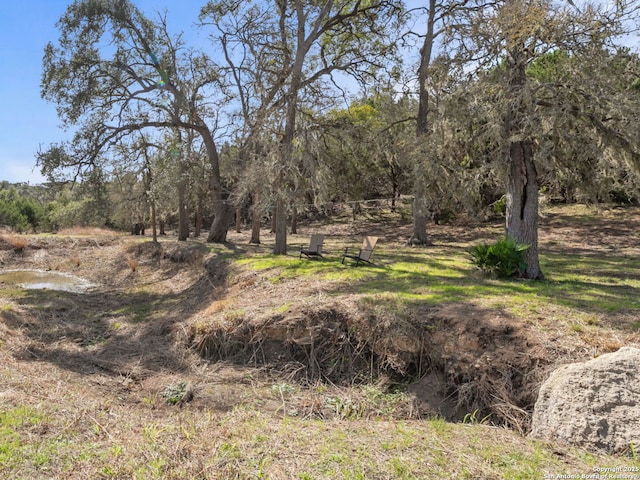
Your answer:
210,231 -> 640,324
313,246 -> 640,321
1,255 -> 230,379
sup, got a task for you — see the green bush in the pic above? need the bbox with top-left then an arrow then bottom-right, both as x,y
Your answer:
491,195 -> 506,217
0,188 -> 45,232
470,236 -> 529,278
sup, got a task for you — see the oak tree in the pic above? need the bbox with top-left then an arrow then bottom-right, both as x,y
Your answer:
39,0 -> 230,241
201,0 -> 403,254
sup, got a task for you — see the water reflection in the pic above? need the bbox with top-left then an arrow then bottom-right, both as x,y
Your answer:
0,270 -> 95,293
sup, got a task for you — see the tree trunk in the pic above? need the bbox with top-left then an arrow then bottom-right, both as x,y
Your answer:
504,41 -> 543,279
410,0 -> 437,246
208,206 -> 229,242
150,197 -> 158,243
408,165 -> 432,246
273,197 -> 287,255
202,126 -> 228,243
194,196 -> 203,237
250,210 -> 261,244
250,190 -> 261,244
236,206 -> 242,233
142,163 -> 157,243
270,0 -> 309,255
177,162 -> 189,241
408,193 -> 432,246
416,0 -> 436,137
291,205 -> 297,235
505,141 -> 542,279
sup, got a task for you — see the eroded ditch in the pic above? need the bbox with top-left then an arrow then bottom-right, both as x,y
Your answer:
188,299 -> 551,432
0,236 -> 563,434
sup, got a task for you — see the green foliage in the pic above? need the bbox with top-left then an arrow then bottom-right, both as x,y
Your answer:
491,195 -> 506,217
160,381 -> 190,405
470,237 -> 530,278
526,50 -> 572,82
0,187 -> 46,232
319,91 -> 414,204
48,197 -> 97,229
462,409 -> 492,425
47,177 -> 111,229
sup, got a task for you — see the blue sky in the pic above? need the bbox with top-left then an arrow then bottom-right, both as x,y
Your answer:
0,1 -> 204,184
1,2 -> 68,184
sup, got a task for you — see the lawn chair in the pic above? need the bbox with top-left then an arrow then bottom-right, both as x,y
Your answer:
342,236 -> 378,266
299,234 -> 325,259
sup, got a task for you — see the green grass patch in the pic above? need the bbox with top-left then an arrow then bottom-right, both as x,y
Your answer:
0,288 -> 27,299
233,240 -> 640,321
272,303 -> 293,314
112,303 -> 153,322
0,406 -> 44,429
235,254 -> 379,283
1,401 -> 638,479
0,406 -> 53,471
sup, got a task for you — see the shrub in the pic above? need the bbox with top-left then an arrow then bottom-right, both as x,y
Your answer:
492,195 -> 506,217
5,235 -> 28,252
470,236 -> 529,278
0,188 -> 45,233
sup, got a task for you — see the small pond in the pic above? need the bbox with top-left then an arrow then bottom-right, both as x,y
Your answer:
0,270 -> 96,293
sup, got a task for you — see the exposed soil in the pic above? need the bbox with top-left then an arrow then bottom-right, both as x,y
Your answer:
1,204 -> 640,440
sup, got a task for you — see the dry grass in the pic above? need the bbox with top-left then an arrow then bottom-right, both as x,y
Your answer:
56,226 -> 120,236
0,234 -> 28,251
126,256 -> 138,272
1,205 -> 640,478
0,352 -> 634,480
0,390 -> 635,478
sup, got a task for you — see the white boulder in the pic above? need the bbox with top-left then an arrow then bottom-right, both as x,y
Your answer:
529,346 -> 640,453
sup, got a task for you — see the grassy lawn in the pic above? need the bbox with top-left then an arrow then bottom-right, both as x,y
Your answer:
0,400 -> 637,479
234,236 -> 640,319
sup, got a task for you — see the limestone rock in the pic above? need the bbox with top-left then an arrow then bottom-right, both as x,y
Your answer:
529,347 -> 640,453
